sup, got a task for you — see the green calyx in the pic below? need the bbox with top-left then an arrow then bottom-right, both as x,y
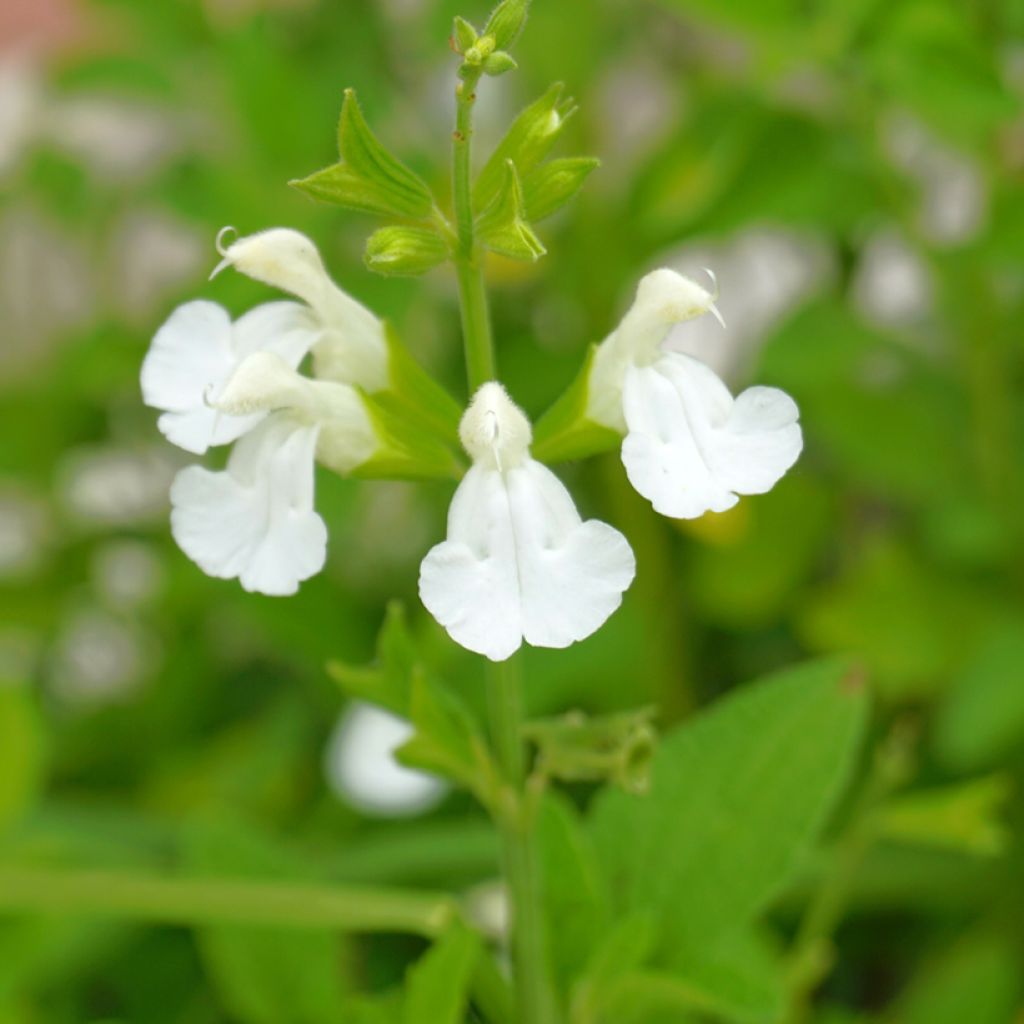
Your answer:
364,225 -> 450,277
532,344 -> 622,463
477,161 -> 546,262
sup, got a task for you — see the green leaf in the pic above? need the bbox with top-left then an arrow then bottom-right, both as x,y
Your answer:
570,914 -> 657,1023
396,672 -> 500,808
0,683 -> 45,833
522,157 -> 599,221
327,602 -> 417,716
402,923 -> 481,1024
477,161 -> 546,261
933,623 -> 1024,770
183,822 -> 349,1024
589,658 -> 868,954
536,793 -> 611,993
364,226 -> 449,277
291,90 -> 434,219
889,936 -> 1021,1024
474,83 -> 573,213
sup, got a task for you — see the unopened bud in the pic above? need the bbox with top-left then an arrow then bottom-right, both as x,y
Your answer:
484,0 -> 530,49
364,226 -> 449,277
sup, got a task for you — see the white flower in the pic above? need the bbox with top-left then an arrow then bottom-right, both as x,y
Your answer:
142,227 -> 389,596
587,268 -> 803,519
420,383 -> 636,662
212,226 -> 389,391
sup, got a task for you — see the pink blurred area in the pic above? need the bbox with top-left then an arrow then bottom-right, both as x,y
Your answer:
0,0 -> 83,54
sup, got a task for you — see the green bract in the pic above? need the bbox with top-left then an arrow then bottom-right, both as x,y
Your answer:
477,160 -> 546,261
364,225 -> 450,277
291,90 -> 435,220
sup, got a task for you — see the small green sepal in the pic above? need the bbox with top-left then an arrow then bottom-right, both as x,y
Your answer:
523,156 -> 599,221
291,90 -> 434,220
482,51 -> 518,76
483,0 -> 530,50
532,343 -> 622,463
364,225 -> 449,277
477,160 -> 546,262
452,15 -> 478,54
525,707 -> 658,794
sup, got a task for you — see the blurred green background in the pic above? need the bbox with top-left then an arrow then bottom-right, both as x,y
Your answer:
1,0 -> 1023,1020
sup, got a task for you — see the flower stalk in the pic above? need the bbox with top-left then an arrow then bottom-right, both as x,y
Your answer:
449,56 -> 558,1021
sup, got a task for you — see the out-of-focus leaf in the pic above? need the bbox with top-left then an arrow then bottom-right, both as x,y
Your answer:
183,822 -> 349,1024
401,922 -> 480,1024
589,659 -> 868,954
536,793 -> 611,994
933,623 -> 1024,770
396,672 -> 499,807
327,602 -> 417,716
0,683 -> 45,832
886,935 -> 1021,1024
799,540 -> 994,699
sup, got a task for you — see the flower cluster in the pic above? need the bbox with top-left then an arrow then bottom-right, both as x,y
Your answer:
142,227 -> 802,660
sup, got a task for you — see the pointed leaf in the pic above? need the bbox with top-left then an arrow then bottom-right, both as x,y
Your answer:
589,658 -> 868,953
402,923 -> 481,1024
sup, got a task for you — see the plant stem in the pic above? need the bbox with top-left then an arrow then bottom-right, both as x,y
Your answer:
0,866 -> 456,936
488,658 -> 559,1024
452,69 -> 495,391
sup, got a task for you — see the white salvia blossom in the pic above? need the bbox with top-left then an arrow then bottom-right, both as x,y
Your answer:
587,269 -> 803,519
141,227 -> 388,596
420,383 -> 636,662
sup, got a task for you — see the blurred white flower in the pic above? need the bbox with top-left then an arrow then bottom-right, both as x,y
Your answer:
0,485 -> 49,579
587,269 -> 803,519
883,112 -> 987,246
92,540 -> 164,609
58,444 -> 179,527
49,608 -> 155,706
852,228 -> 933,329
420,383 -> 635,662
325,702 -> 447,817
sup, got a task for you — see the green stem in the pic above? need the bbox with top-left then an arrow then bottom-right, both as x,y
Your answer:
0,866 -> 456,936
488,658 -> 559,1024
452,70 -> 496,391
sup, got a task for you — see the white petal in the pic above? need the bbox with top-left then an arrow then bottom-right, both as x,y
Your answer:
170,415 -> 327,596
231,300 -> 322,365
419,466 -> 523,661
512,462 -> 636,650
419,462 -> 635,661
620,354 -> 802,519
141,300 -> 320,455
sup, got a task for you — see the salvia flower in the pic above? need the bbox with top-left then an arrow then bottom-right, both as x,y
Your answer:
419,382 -> 636,662
142,228 -> 401,596
586,268 -> 803,519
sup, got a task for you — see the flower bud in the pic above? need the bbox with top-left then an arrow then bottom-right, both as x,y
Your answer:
484,0 -> 530,50
364,226 -> 449,277
452,15 -> 478,54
